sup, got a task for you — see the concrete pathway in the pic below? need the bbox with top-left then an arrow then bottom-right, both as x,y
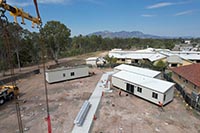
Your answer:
72,71 -> 114,133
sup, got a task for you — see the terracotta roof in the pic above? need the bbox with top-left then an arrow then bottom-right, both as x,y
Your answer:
171,64 -> 200,87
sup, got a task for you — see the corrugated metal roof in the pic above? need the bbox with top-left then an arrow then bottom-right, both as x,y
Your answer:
148,53 -> 166,62
86,57 -> 98,61
46,65 -> 88,72
114,64 -> 161,78
167,55 -> 183,64
160,51 -> 200,60
171,64 -> 200,87
109,51 -> 166,61
112,71 -> 174,93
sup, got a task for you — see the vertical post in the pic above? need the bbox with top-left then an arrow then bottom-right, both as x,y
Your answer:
16,101 -> 24,133
0,15 -> 23,132
40,28 -> 52,133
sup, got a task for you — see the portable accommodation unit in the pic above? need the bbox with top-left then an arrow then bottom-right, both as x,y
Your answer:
114,64 -> 161,79
45,66 -> 89,83
112,71 -> 174,105
85,57 -> 98,66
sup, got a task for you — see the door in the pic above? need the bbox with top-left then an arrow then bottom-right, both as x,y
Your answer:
126,83 -> 134,94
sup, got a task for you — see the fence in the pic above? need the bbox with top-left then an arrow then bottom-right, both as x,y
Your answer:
0,69 -> 40,84
164,73 -> 200,112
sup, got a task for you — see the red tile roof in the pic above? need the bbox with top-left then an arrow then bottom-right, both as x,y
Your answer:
171,64 -> 200,87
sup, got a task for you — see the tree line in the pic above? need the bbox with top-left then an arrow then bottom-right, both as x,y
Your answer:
0,20 -> 199,75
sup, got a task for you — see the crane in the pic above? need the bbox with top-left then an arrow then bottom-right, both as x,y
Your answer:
0,1 -> 52,133
0,0 -> 41,28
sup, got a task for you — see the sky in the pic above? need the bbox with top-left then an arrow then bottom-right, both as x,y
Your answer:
4,0 -> 200,37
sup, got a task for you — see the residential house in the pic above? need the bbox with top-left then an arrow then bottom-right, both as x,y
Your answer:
170,64 -> 200,94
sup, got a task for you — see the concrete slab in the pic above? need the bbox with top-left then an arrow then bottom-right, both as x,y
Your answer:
72,71 -> 114,133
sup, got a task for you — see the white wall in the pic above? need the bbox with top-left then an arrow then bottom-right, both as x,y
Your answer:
86,60 -> 96,66
125,59 -> 132,64
154,73 -> 162,79
163,86 -> 174,105
46,67 -> 89,83
112,76 -> 173,105
112,76 -> 126,91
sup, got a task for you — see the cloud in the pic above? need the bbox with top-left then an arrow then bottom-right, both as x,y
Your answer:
83,0 -> 103,5
174,10 -> 194,16
7,0 -> 33,7
7,0 -> 101,7
7,0 -> 69,7
146,1 -> 193,9
141,14 -> 156,17
146,2 -> 174,9
38,0 -> 67,4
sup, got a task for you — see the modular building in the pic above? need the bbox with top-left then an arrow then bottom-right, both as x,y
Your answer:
85,57 -> 98,66
112,71 -> 174,105
45,66 -> 89,83
114,64 -> 161,78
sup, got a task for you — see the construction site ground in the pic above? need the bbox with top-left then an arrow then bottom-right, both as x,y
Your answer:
0,53 -> 200,133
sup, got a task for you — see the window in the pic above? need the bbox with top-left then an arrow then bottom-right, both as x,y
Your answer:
152,92 -> 158,99
178,75 -> 181,79
63,73 -> 65,77
171,64 -> 177,67
122,59 -> 125,61
184,80 -> 188,84
71,72 -> 75,76
194,85 -> 197,89
137,87 -> 142,93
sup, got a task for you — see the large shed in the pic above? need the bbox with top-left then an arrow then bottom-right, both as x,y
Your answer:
114,64 -> 161,78
45,66 -> 89,83
112,71 -> 174,105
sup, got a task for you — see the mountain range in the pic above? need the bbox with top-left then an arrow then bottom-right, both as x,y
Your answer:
88,31 -> 192,39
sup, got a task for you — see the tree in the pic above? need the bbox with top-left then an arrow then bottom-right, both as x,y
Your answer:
104,55 -> 117,68
8,23 -> 24,71
154,60 -> 167,71
40,21 -> 71,64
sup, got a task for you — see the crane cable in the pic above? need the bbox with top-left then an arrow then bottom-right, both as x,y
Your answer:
33,0 -> 41,23
33,1 -> 52,133
0,5 -> 24,133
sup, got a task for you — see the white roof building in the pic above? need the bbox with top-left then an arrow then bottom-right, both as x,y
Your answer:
114,64 -> 161,78
113,71 -> 173,93
112,71 -> 175,105
109,48 -> 200,63
161,51 -> 200,61
85,57 -> 98,66
109,50 -> 166,62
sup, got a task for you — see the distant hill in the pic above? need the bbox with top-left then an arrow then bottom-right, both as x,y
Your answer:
88,31 -> 162,39
88,30 -> 193,39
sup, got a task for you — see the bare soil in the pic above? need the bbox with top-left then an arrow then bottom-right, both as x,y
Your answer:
0,52 -> 200,133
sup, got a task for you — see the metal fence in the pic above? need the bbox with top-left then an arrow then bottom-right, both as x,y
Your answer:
164,73 -> 200,112
0,69 -> 40,84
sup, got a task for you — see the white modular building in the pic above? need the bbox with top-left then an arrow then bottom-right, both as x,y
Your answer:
112,71 -> 174,105
85,57 -> 98,66
45,66 -> 89,83
114,64 -> 161,78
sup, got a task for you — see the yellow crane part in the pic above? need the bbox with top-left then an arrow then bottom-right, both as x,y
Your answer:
0,0 -> 41,27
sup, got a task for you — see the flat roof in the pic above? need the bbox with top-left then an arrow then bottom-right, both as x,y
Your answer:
114,64 -> 161,78
112,71 -> 174,93
109,51 -> 166,61
86,57 -> 98,61
46,65 -> 88,72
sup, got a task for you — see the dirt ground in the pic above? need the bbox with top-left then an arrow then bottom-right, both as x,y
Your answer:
91,88 -> 200,133
0,67 -> 106,133
0,52 -> 200,133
